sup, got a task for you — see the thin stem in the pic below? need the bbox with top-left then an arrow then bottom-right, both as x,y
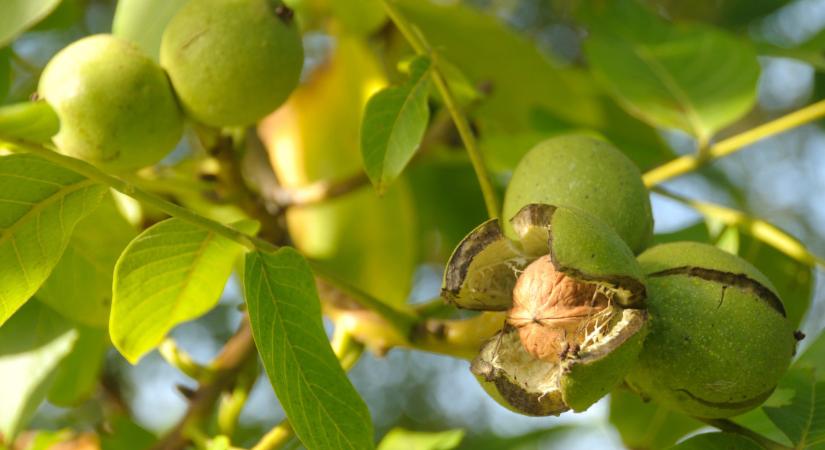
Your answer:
653,187 -> 825,268
311,263 -> 418,335
271,172 -> 370,208
702,418 -> 792,450
4,139 -> 275,253
382,0 -> 500,219
252,423 -> 294,450
4,139 -> 418,336
153,321 -> 257,450
217,356 -> 259,437
159,339 -> 210,381
10,51 -> 41,76
644,99 -> 825,187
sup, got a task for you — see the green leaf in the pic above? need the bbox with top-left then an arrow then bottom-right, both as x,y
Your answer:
653,221 -> 712,246
0,301 -> 78,441
457,426 -> 573,450
244,248 -> 373,450
378,428 -> 464,450
583,0 -> 759,144
736,231 -> 813,329
763,368 -> 825,448
734,407 -> 794,448
47,325 -> 107,406
110,218 -> 256,363
361,56 -> 431,192
100,415 -> 157,450
0,48 -> 10,102
0,154 -> 106,326
670,432 -> 761,450
112,0 -> 190,61
394,0 -> 675,171
0,0 -> 62,47
796,334 -> 825,380
609,388 -> 702,449
38,193 -> 137,327
407,157 -> 488,262
644,0 -> 790,27
0,101 -> 60,142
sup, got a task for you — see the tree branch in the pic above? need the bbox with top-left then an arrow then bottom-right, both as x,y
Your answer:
152,320 -> 257,450
653,187 -> 825,268
270,172 -> 370,208
382,0 -> 500,219
643,99 -> 825,187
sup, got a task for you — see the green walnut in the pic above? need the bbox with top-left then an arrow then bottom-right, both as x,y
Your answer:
161,0 -> 304,127
443,203 -> 648,416
502,134 -> 653,254
38,34 -> 183,170
626,242 -> 798,418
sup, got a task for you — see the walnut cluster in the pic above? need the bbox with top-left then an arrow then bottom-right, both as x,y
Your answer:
507,256 -> 608,363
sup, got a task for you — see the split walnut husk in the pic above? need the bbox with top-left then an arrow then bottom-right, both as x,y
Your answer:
442,204 -> 648,416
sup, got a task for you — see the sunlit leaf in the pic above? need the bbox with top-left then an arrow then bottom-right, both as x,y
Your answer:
609,388 -> 702,449
378,428 -> 464,450
47,325 -> 107,406
0,154 -> 106,326
671,432 -> 761,449
0,301 -> 78,441
0,0 -> 62,47
112,0 -> 190,61
583,0 -> 759,144
0,101 -> 60,142
38,193 -> 137,327
244,248 -> 374,450
361,56 -> 431,192
110,218 -> 256,363
736,231 -> 813,329
763,368 -> 825,448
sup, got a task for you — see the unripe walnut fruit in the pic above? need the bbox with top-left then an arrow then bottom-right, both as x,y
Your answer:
502,134 -> 653,254
161,0 -> 304,127
443,203 -> 648,416
38,34 -> 183,170
626,242 -> 797,418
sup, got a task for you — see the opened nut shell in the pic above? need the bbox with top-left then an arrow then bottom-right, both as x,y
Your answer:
442,204 -> 648,416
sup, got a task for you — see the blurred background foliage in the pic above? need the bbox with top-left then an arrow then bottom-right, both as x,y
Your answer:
2,0 -> 825,448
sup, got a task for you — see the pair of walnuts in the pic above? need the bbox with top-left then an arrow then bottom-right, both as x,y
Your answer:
443,135 -> 798,418
38,0 -> 303,170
